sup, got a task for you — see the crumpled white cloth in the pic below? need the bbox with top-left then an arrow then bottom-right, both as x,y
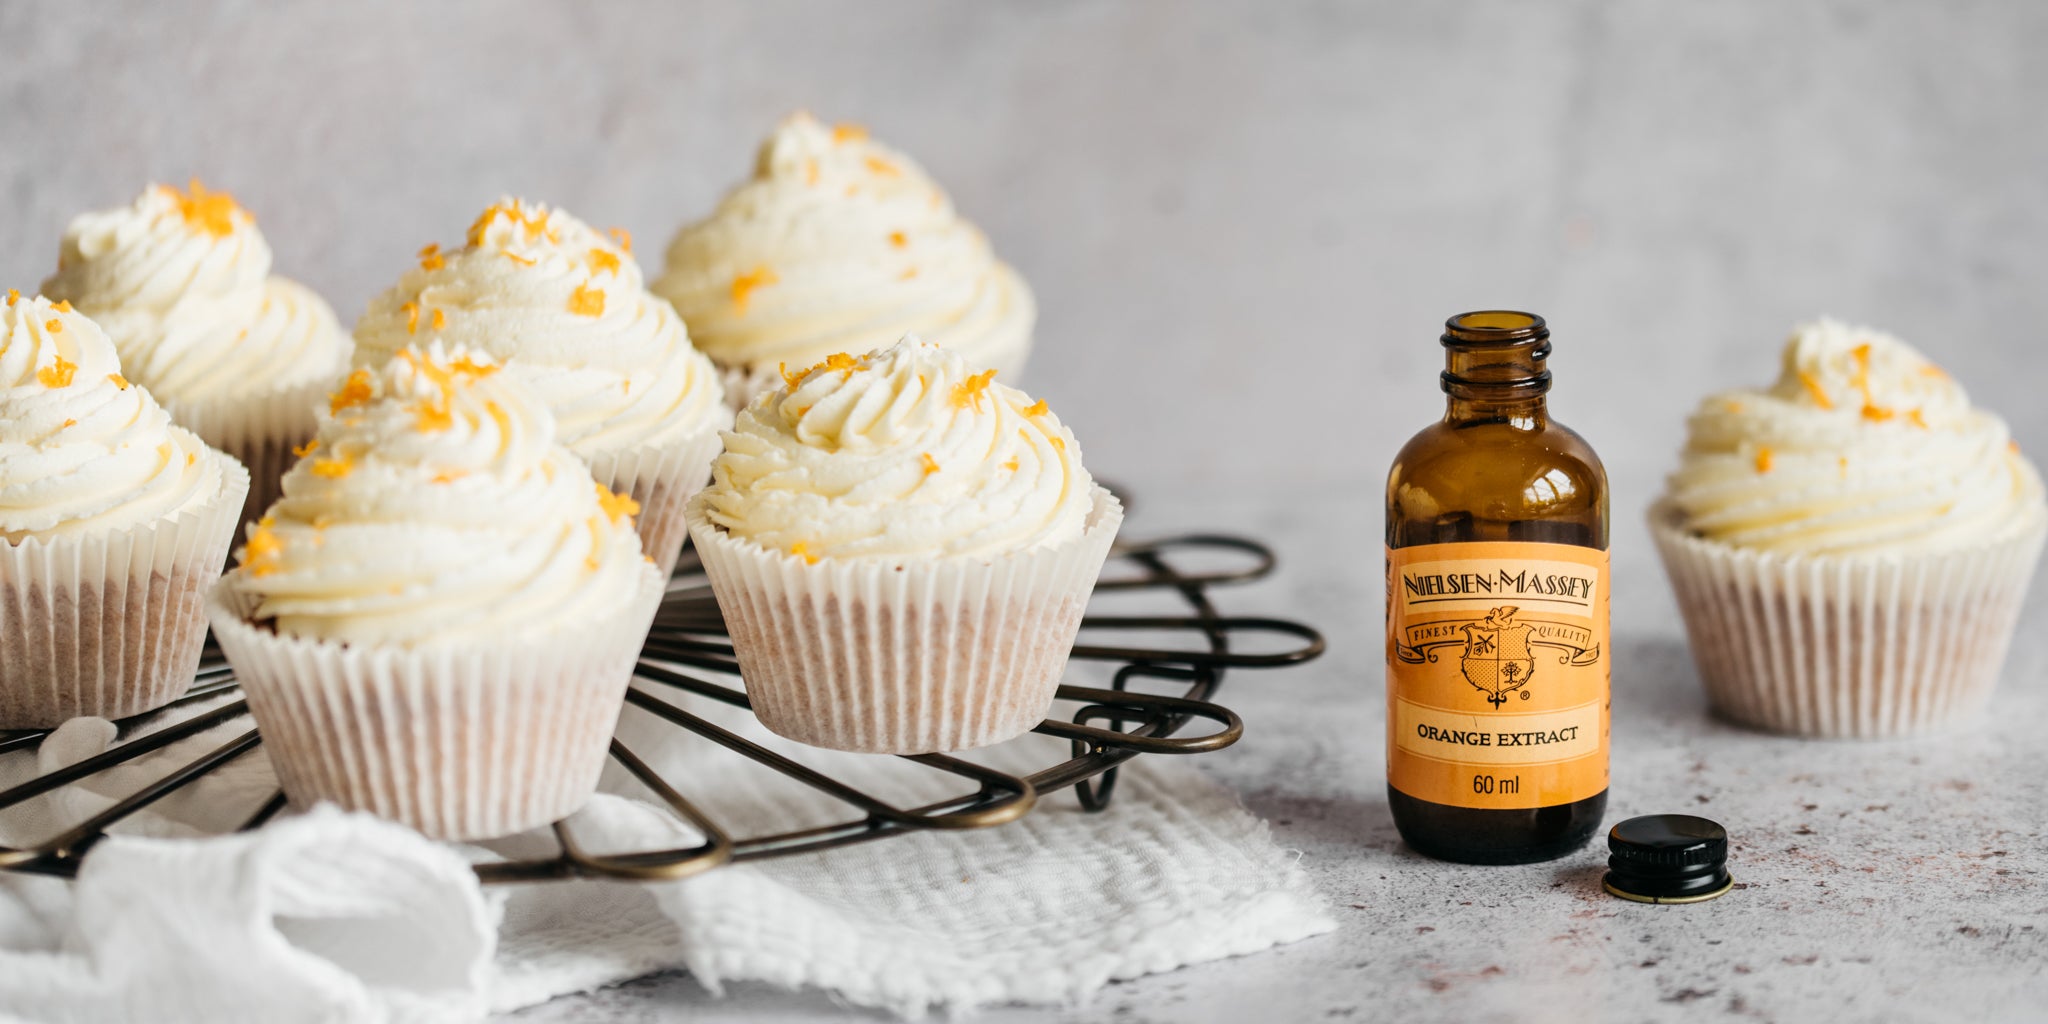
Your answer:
0,684 -> 1334,1022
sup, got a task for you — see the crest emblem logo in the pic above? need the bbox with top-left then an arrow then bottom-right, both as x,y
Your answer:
1459,606 -> 1536,707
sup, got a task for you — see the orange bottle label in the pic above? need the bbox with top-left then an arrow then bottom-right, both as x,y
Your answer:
1385,542 -> 1610,809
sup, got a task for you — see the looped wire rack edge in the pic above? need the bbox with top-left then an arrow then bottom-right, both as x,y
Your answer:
0,508 -> 1325,886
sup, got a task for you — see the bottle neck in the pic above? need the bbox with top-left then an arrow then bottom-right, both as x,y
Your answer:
1439,312 -> 1552,428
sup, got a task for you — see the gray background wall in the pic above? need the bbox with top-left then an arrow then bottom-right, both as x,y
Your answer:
4,0 -> 2045,550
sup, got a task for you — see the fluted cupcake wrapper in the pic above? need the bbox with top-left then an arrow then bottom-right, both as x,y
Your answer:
686,486 -> 1123,754
165,377 -> 331,532
204,564 -> 665,842
1651,501 -> 2047,738
584,426 -> 728,581
0,445 -> 250,728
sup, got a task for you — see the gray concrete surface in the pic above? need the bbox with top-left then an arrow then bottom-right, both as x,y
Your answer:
4,2 -> 2044,1020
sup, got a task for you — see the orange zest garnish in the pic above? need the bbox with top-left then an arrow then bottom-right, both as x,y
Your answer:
779,361 -> 803,390
1049,434 -> 1066,451
467,200 -> 556,248
1797,371 -> 1833,410
431,308 -> 447,331
44,319 -> 61,334
1003,456 -> 1020,472
413,399 -> 453,433
417,243 -> 445,271
61,418 -> 77,429
864,155 -> 900,177
5,289 -> 17,307
1861,404 -> 1895,423
1908,408 -> 1929,429
403,301 -> 420,335
586,248 -> 620,275
240,520 -> 284,576
50,300 -> 71,313
889,231 -> 907,248
1755,447 -> 1773,473
502,250 -> 536,267
568,282 -> 606,317
585,517 -> 605,571
310,455 -> 355,479
108,372 -> 129,390
831,122 -> 868,144
432,470 -> 468,484
596,483 -> 641,524
823,352 -> 859,376
789,541 -> 819,565
162,179 -> 242,237
608,227 -> 632,254
919,453 -> 939,476
329,369 -> 374,414
731,265 -> 779,315
1023,399 -> 1049,418
35,356 -> 76,388
291,439 -> 320,459
950,369 -> 997,411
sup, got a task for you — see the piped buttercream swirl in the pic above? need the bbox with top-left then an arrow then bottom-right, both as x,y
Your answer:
40,181 -> 350,404
352,198 -> 726,456
700,337 -> 1089,561
1665,319 -> 2044,556
653,112 -> 1034,380
230,343 -> 649,646
0,294 -> 224,540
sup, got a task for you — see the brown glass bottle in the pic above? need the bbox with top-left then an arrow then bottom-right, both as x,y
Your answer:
1384,311 -> 1609,865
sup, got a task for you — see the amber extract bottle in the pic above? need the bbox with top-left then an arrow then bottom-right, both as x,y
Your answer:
1384,311 -> 1610,864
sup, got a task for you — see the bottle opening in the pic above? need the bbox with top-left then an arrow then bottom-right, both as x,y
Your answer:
1444,310 -> 1548,345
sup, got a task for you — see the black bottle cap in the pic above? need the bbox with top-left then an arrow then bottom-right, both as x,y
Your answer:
1602,814 -> 1733,905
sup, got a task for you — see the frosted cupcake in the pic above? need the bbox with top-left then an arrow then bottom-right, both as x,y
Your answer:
0,293 -> 248,726
353,198 -> 727,578
654,112 -> 1036,406
205,343 -> 664,840
687,338 -> 1120,754
41,181 -> 351,525
1652,319 -> 2047,737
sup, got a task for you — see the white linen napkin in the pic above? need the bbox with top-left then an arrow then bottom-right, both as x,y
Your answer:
0,685 -> 1334,1022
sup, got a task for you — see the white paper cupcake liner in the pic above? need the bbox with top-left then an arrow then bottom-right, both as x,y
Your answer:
584,426 -> 728,581
1651,500 -> 2047,738
204,565 -> 665,841
0,444 -> 250,728
687,486 -> 1123,754
166,377 -> 330,529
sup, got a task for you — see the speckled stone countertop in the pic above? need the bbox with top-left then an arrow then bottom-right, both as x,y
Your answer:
503,487 -> 2047,1023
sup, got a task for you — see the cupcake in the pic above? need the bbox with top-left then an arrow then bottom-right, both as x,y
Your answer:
0,293 -> 249,726
352,198 -> 727,579
653,112 -> 1036,406
41,180 -> 351,526
1652,319 -> 2047,737
205,343 -> 665,840
687,337 -> 1120,754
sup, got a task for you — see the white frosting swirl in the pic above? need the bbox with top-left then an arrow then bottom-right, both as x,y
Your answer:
40,181 -> 351,403
700,337 -> 1089,561
353,198 -> 726,457
231,343 -> 649,647
653,112 -> 1034,379
1666,319 -> 2045,556
0,294 -> 224,541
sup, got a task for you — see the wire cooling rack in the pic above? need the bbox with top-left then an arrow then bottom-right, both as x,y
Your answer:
0,514 -> 1324,885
